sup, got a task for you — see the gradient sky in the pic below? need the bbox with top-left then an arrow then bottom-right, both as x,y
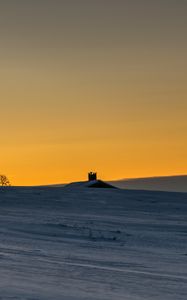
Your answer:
0,0 -> 187,185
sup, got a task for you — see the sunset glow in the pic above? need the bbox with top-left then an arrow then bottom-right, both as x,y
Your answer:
1,1 -> 187,185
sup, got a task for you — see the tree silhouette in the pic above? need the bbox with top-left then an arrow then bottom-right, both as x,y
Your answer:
0,175 -> 11,186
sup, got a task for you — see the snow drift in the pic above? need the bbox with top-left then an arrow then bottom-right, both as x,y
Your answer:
0,186 -> 186,299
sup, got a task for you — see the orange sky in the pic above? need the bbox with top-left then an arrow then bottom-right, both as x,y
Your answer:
0,1 -> 187,185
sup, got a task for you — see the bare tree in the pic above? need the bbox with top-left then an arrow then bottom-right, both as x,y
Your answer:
0,175 -> 11,186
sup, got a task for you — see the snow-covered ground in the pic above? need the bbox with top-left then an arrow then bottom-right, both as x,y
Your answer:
0,187 -> 186,299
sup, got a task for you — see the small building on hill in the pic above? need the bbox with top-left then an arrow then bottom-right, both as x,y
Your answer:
65,172 -> 117,189
88,172 -> 97,181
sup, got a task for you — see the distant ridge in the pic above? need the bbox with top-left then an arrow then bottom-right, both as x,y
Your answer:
109,175 -> 187,193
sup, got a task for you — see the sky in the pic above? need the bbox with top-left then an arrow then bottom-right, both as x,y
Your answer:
0,0 -> 187,185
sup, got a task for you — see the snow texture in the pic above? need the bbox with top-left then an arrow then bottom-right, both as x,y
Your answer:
0,186 -> 186,299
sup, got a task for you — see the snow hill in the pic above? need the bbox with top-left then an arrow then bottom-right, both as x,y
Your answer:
0,186 -> 186,299
65,179 -> 116,189
109,175 -> 187,193
47,175 -> 187,192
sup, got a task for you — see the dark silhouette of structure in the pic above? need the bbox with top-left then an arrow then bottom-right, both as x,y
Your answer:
65,172 -> 117,189
88,172 -> 97,181
87,172 -> 117,188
